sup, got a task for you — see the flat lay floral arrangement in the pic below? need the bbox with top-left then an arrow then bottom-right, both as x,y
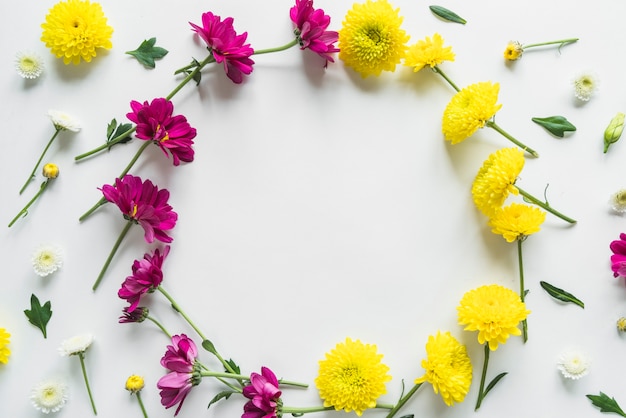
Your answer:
3,0 -> 626,417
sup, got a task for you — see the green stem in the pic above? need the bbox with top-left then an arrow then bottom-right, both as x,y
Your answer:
78,141 -> 152,222
253,39 -> 299,55
384,383 -> 423,418
146,315 -> 172,339
74,126 -> 137,161
516,186 -> 577,224
9,180 -> 50,227
19,128 -> 61,194
475,344 -> 490,411
282,403 -> 394,415
523,38 -> 578,50
433,65 -> 460,92
485,120 -> 540,158
517,239 -> 528,343
135,392 -> 148,418
78,352 -> 98,415
92,220 -> 134,291
168,54 -> 216,100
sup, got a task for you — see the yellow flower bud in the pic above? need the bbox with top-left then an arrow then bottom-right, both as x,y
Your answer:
503,41 -> 523,61
125,375 -> 145,393
42,163 -> 59,179
604,112 -> 625,153
617,317 -> 626,332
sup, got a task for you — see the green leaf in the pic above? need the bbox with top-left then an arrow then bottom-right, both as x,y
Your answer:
540,281 -> 584,308
225,358 -> 241,374
106,119 -> 133,150
429,5 -> 467,24
482,372 -> 507,399
24,294 -> 52,338
587,392 -> 626,417
126,37 -> 169,69
532,115 -> 577,138
207,390 -> 235,410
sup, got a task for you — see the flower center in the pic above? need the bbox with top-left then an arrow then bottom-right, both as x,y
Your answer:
340,366 -> 364,388
131,204 -> 138,218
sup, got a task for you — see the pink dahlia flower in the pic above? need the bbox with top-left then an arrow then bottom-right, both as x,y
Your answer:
100,175 -> 177,243
189,12 -> 254,84
118,246 -> 169,312
118,306 -> 149,323
158,334 -> 200,416
242,367 -> 282,418
610,233 -> 626,278
290,0 -> 339,66
126,98 -> 196,166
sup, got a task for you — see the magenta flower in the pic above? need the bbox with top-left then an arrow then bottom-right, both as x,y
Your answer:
126,98 -> 196,166
242,367 -> 282,418
100,174 -> 177,243
611,233 -> 626,278
118,246 -> 169,312
290,0 -> 339,66
158,334 -> 200,416
119,306 -> 149,323
189,12 -> 254,84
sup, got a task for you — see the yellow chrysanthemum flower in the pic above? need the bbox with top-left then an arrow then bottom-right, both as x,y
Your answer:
457,284 -> 530,351
41,0 -> 113,65
125,375 -> 145,393
0,328 -> 11,364
442,81 -> 503,144
415,331 -> 472,406
315,337 -> 391,416
488,203 -> 546,243
338,0 -> 410,78
471,147 -> 525,217
404,33 -> 455,72
503,41 -> 523,61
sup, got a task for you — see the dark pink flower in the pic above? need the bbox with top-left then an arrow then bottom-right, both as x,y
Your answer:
189,12 -> 254,84
158,334 -> 200,416
290,0 -> 339,66
100,175 -> 177,243
611,233 -> 626,278
118,246 -> 169,312
119,306 -> 149,323
242,367 -> 282,418
126,98 -> 196,166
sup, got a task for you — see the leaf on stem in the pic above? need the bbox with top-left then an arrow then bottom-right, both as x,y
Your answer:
207,390 -> 235,410
587,392 -> 626,417
126,37 -> 169,69
429,5 -> 467,24
24,294 -> 52,338
540,281 -> 584,308
532,116 -> 576,138
482,372 -> 507,400
106,119 -> 133,150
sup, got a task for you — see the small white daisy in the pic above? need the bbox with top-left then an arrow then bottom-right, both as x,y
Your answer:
557,349 -> 590,379
47,110 -> 81,132
573,71 -> 599,101
59,333 -> 94,356
31,244 -> 64,277
15,51 -> 44,79
30,379 -> 69,414
610,190 -> 626,214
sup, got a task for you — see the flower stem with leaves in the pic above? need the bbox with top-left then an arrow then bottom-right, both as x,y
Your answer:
19,127 -> 61,194
475,344 -> 506,411
9,179 -> 53,227
516,186 -> 576,223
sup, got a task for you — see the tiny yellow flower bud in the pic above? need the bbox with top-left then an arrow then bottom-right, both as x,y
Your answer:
604,112 -> 625,153
42,163 -> 59,179
504,41 -> 523,61
125,375 -> 145,393
617,317 -> 626,332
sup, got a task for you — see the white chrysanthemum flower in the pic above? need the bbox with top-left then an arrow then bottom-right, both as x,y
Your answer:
610,190 -> 626,214
15,51 -> 44,79
557,349 -> 590,379
59,334 -> 94,356
32,244 -> 64,277
47,110 -> 81,132
573,71 -> 599,101
30,379 -> 69,413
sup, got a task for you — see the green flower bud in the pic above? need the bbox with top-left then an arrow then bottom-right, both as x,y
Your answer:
604,112 -> 624,153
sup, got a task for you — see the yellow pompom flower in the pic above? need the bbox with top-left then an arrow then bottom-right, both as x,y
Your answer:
41,0 -> 113,65
471,147 -> 525,217
0,328 -> 10,364
442,81 -> 502,144
404,33 -> 455,72
488,203 -> 546,243
338,0 -> 410,78
125,375 -> 145,393
315,337 -> 391,416
415,331 -> 472,406
503,41 -> 523,61
457,284 -> 530,351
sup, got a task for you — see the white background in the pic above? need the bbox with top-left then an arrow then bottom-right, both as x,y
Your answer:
1,0 -> 626,417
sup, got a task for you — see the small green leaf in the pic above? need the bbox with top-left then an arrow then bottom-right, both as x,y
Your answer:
126,37 -> 169,69
106,119 -> 133,150
532,115 -> 576,138
225,358 -> 241,374
429,5 -> 467,24
207,390 -> 235,410
587,392 -> 626,417
482,372 -> 507,399
540,281 -> 584,308
24,294 -> 52,338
